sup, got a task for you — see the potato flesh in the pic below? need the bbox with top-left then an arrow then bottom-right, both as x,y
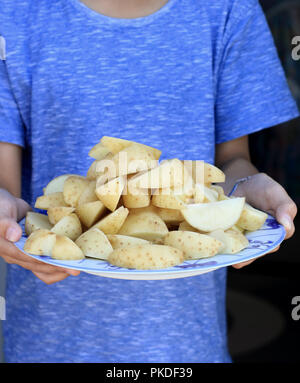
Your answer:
75,228 -> 113,260
181,198 -> 245,232
25,212 -> 53,236
47,207 -> 76,225
50,213 -> 82,241
237,203 -> 268,231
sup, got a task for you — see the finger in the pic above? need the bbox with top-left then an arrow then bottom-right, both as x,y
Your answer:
16,198 -> 32,221
0,217 -> 23,242
275,202 -> 297,239
0,237 -> 72,274
32,271 -> 70,285
267,245 -> 280,254
232,259 -> 255,269
65,269 -> 81,276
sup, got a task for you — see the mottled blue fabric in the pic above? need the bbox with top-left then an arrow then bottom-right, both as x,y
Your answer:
0,0 -> 298,363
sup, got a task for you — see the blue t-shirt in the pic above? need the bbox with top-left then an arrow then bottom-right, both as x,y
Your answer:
0,0 -> 298,363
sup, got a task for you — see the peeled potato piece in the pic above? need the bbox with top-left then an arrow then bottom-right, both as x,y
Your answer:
63,176 -> 90,207
107,234 -> 149,249
91,206 -> 129,234
181,197 -> 245,232
108,244 -> 184,270
77,180 -> 98,206
164,231 -> 223,260
129,158 -> 189,189
88,142 -> 111,160
75,228 -> 113,260
178,221 -> 201,233
110,143 -> 158,177
47,206 -> 76,225
51,235 -> 84,260
155,207 -> 184,225
209,229 -> 249,254
183,160 -> 225,184
76,200 -> 107,228
100,136 -> 161,160
95,175 -> 126,211
25,212 -> 53,236
122,180 -> 151,209
237,203 -> 268,231
210,185 -> 225,200
50,213 -> 82,241
118,210 -> 168,243
152,189 -> 186,210
43,174 -> 75,195
35,192 -> 68,209
24,229 -> 56,256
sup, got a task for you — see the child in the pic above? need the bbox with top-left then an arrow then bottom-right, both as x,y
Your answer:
0,0 -> 297,362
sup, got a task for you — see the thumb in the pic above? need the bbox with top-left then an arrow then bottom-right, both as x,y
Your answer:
0,217 -> 23,242
15,198 -> 32,221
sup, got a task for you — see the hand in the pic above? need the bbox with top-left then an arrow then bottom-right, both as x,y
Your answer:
0,189 -> 80,284
231,173 -> 297,269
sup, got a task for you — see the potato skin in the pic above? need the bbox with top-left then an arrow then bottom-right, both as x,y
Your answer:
108,244 -> 184,270
164,231 -> 223,260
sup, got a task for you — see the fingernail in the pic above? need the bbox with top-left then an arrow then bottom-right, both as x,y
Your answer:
280,215 -> 292,231
6,227 -> 20,242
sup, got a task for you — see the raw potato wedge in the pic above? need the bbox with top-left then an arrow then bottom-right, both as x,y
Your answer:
178,221 -> 201,233
107,234 -> 149,249
24,229 -> 57,256
95,175 -> 126,211
110,143 -> 158,177
88,142 -> 111,160
237,203 -> 268,231
155,207 -> 184,225
122,185 -> 151,209
164,231 -> 223,260
108,244 -> 184,270
44,174 -> 75,195
101,136 -> 162,160
183,160 -> 225,184
25,212 -> 53,236
87,160 -> 99,180
51,235 -> 84,260
129,159 -> 189,189
181,197 -> 245,232
210,185 -> 225,200
35,192 -> 68,209
63,176 -> 90,207
75,228 -> 113,260
92,206 -> 129,234
47,206 -> 76,225
118,210 -> 168,243
152,189 -> 186,210
76,200 -> 107,228
209,229 -> 249,254
77,180 -> 98,206
50,213 -> 82,241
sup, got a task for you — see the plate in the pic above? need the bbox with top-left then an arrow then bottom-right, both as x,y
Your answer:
15,215 -> 285,280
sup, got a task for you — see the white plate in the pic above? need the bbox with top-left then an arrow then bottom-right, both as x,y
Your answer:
15,215 -> 285,280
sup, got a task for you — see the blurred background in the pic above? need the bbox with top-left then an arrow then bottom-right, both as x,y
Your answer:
227,0 -> 300,363
0,0 -> 299,363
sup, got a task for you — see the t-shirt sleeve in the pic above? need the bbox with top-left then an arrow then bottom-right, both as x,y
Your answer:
0,57 -> 25,147
215,0 -> 299,144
